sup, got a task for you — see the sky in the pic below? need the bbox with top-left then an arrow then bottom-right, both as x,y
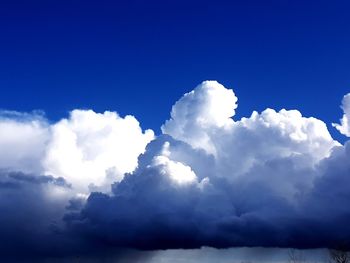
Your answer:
1,0 -> 350,262
1,0 -> 350,137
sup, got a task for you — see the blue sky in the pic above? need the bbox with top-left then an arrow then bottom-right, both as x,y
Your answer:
2,1 -> 350,261
1,0 -> 349,138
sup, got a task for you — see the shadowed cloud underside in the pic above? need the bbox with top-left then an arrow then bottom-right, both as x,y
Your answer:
0,81 -> 350,260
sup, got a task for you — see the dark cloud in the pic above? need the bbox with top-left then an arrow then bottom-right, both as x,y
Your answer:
4,171 -> 71,187
0,171 -> 74,260
2,138 -> 350,260
62,136 -> 350,251
1,82 -> 350,261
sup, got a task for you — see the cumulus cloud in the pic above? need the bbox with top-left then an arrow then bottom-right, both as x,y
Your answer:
162,81 -> 338,194
0,170 -> 74,260
1,81 -> 350,260
332,93 -> 350,136
0,109 -> 154,260
162,81 -> 237,155
0,111 -> 49,174
44,109 -> 154,193
64,81 -> 347,250
0,109 -> 154,194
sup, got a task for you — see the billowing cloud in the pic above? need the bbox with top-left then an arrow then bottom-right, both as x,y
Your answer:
332,93 -> 350,136
0,81 -> 350,260
0,111 -> 49,174
0,170 -> 73,260
44,109 -> 154,193
64,81 -> 347,250
0,109 -> 154,194
162,81 -> 237,155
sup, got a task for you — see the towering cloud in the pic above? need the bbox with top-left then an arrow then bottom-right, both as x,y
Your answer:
0,81 -> 349,260
162,81 -> 337,185
162,81 -> 237,155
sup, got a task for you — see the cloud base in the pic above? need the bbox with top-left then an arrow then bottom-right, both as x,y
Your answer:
0,81 -> 350,259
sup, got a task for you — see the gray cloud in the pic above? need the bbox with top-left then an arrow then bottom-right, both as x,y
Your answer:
0,81 -> 350,260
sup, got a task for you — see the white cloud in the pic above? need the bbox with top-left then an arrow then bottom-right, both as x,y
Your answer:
332,93 -> 350,136
0,82 -> 340,199
162,81 -> 338,182
0,111 -> 49,174
149,141 -> 200,186
0,109 -> 154,194
1,81 -> 350,255
68,106 -> 347,251
162,80 -> 237,155
43,109 -> 154,193
214,108 -> 338,180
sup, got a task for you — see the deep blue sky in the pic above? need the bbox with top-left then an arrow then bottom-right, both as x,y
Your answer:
0,0 -> 349,139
